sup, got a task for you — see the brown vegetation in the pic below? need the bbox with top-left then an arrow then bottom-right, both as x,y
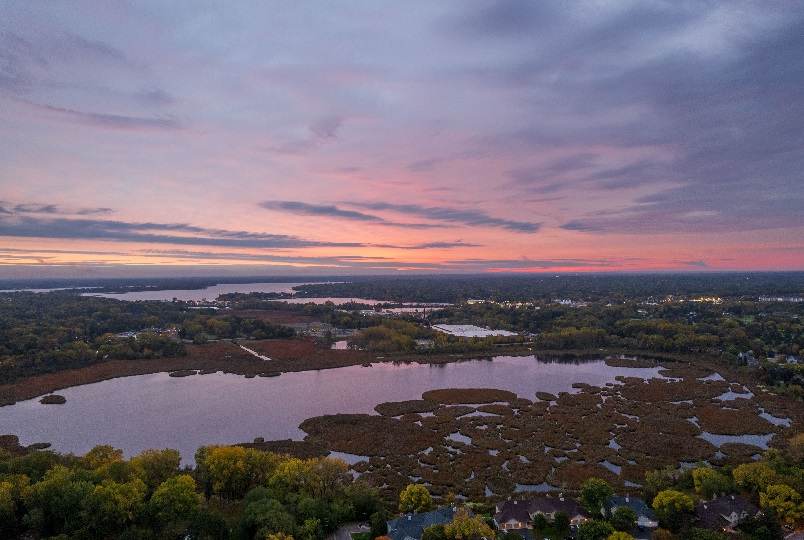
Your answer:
39,394 -> 66,404
289,359 -> 797,501
421,388 -> 518,404
236,438 -> 329,460
374,400 -> 439,416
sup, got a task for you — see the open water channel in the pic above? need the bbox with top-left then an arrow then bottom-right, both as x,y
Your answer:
0,356 -> 666,465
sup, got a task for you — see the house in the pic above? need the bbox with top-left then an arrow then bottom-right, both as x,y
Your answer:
738,351 -> 760,366
605,496 -> 658,528
694,494 -> 762,533
530,496 -> 590,526
387,507 -> 462,540
494,500 -> 535,531
494,495 -> 590,531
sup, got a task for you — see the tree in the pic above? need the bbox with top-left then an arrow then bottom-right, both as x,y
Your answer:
760,484 -> 804,526
241,497 -> 296,539
149,475 -> 202,531
577,520 -> 615,540
733,463 -> 779,494
652,529 -> 673,540
423,524 -> 448,540
652,490 -> 694,532
81,445 -> 124,470
692,468 -> 733,500
205,446 -> 251,500
81,478 -> 147,537
188,510 -> 231,540
299,517 -> 325,540
445,508 -> 495,540
685,528 -> 726,540
554,511 -> 571,533
22,465 -> 94,536
399,484 -> 433,514
607,532 -> 635,540
0,481 -> 19,538
609,506 -> 638,532
130,448 -> 181,493
371,508 -> 389,538
342,481 -> 380,520
581,478 -> 614,517
533,513 -> 548,531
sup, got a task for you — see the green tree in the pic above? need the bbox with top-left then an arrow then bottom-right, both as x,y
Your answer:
0,481 -> 19,538
399,484 -> 433,514
533,513 -> 548,531
609,506 -> 638,532
684,528 -> 726,540
22,465 -> 93,536
733,463 -> 780,494
652,490 -> 694,532
149,475 -> 202,531
577,520 -> 615,540
554,511 -> 571,533
188,510 -> 231,540
130,448 -> 181,493
581,478 -> 614,517
370,508 -> 389,538
299,517 -> 324,540
241,497 -> 296,539
423,524 -> 448,540
692,468 -> 733,500
760,484 -> 804,526
82,478 -> 147,537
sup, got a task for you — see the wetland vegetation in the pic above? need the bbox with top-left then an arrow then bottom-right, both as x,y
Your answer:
0,273 -> 802,539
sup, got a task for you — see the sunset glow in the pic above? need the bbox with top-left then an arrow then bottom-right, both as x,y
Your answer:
1,2 -> 802,277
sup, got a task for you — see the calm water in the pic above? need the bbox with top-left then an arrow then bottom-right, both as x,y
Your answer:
0,356 -> 664,465
83,282 -> 385,305
83,282 -> 310,302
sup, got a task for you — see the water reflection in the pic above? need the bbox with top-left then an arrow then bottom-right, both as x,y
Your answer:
0,355 -> 665,465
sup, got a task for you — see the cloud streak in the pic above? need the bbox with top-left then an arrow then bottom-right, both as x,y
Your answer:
350,202 -> 541,233
259,201 -> 449,229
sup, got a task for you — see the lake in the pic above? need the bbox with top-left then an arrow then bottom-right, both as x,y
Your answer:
82,282 -> 385,304
0,356 -> 665,465
83,282 -> 311,302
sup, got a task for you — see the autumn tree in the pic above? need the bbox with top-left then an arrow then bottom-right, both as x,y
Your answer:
607,532 -> 636,540
733,463 -> 780,494
652,490 -> 694,532
760,484 -> 804,526
130,448 -> 181,493
399,483 -> 433,514
444,507 -> 495,540
0,481 -> 19,538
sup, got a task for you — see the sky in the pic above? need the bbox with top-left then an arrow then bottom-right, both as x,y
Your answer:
1,1 -> 802,277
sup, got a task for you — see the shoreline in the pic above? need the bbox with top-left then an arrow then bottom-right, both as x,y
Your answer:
0,338 -> 718,408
